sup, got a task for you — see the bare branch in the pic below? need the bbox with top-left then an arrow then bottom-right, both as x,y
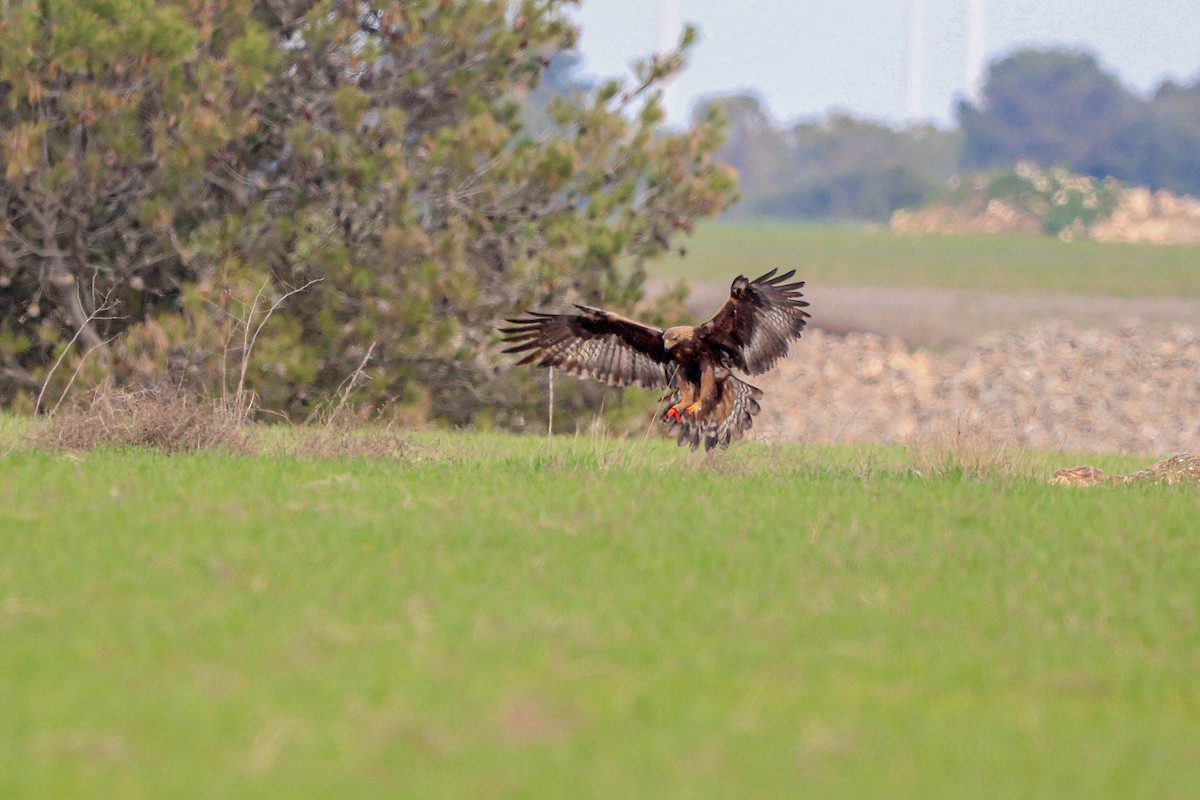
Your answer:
234,277 -> 324,421
34,295 -> 121,415
48,335 -> 117,416
329,341 -> 376,422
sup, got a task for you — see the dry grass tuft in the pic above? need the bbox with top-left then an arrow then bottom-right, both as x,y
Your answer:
905,416 -> 1022,480
275,419 -> 414,462
30,386 -> 417,461
31,387 -> 249,454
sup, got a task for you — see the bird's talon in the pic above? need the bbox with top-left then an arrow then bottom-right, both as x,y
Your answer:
684,403 -> 702,416
664,407 -> 681,424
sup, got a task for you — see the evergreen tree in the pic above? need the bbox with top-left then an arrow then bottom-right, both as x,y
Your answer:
0,0 -> 270,407
957,49 -> 1144,182
0,1 -> 735,421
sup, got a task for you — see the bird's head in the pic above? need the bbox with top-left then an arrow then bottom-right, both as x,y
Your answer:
662,326 -> 695,350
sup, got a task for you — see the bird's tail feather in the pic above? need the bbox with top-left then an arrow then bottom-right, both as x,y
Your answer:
668,373 -> 762,452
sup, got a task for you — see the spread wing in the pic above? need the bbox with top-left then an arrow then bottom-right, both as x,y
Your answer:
500,305 -> 674,389
697,269 -> 810,375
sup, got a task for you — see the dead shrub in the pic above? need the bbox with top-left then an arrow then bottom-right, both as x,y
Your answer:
31,386 -> 248,454
28,383 -> 420,461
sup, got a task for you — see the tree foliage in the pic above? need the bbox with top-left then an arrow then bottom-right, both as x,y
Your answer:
695,94 -> 786,215
1132,79 -> 1200,197
0,1 -> 735,421
704,95 -> 959,221
0,0 -> 266,406
766,115 -> 959,221
957,49 -> 1144,181
958,48 -> 1200,198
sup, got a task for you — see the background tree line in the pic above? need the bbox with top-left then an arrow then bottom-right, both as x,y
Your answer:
0,0 -> 734,424
710,48 -> 1200,222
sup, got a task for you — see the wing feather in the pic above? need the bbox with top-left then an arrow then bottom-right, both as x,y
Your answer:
499,305 -> 673,389
698,269 -> 810,375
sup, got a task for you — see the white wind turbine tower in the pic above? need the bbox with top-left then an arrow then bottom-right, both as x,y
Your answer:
908,0 -> 987,120
966,0 -> 987,104
906,0 -> 927,121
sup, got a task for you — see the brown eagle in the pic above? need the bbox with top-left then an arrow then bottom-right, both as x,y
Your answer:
500,269 -> 810,450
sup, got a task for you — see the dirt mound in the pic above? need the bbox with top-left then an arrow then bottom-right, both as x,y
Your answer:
1091,188 -> 1200,244
753,323 -> 1200,455
891,162 -> 1200,244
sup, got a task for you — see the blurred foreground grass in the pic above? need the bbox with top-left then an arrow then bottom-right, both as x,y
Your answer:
2,427 -> 1198,798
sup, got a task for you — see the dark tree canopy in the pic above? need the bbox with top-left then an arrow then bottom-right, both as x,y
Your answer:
957,48 -> 1200,197
0,0 -> 736,423
1134,80 -> 1200,196
958,49 -> 1145,183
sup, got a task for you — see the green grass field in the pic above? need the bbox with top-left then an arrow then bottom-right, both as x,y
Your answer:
651,222 -> 1200,297
3,430 -> 1198,798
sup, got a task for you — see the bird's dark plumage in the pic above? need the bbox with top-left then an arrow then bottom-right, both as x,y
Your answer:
500,306 -> 673,389
699,268 -> 811,374
500,270 -> 810,450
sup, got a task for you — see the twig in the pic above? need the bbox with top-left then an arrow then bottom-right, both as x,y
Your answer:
233,277 -> 323,422
547,366 -> 554,436
330,341 -> 376,423
49,336 -> 116,416
234,278 -> 271,411
34,298 -> 120,415
643,365 -> 679,442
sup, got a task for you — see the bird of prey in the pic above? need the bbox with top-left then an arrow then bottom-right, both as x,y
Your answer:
500,269 -> 810,450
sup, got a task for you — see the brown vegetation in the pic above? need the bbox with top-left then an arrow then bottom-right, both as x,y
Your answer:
904,417 -> 1018,480
31,388 -> 247,454
892,163 -> 1200,243
1050,453 -> 1200,486
28,386 -> 412,461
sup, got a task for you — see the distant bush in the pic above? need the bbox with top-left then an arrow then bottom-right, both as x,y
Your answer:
908,162 -> 1123,238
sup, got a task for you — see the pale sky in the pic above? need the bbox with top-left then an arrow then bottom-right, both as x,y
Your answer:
571,0 -> 1200,128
